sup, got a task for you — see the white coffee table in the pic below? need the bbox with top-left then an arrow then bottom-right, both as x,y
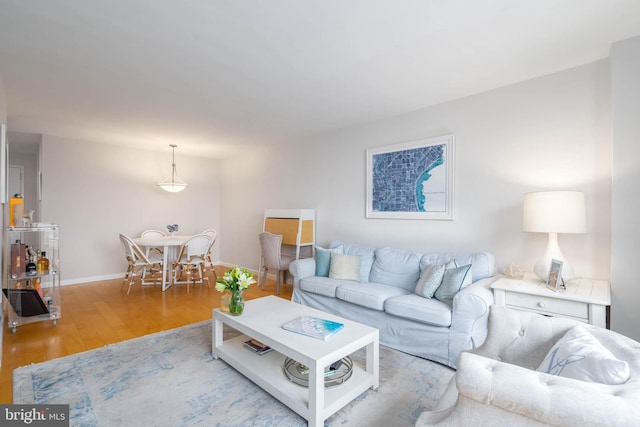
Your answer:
212,296 -> 379,427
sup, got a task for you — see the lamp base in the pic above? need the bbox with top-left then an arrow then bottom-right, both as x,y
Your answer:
532,232 -> 575,282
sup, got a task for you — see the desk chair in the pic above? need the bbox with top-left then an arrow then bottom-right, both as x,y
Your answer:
258,232 -> 294,295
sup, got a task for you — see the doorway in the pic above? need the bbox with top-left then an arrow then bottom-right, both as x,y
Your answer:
8,165 -> 24,199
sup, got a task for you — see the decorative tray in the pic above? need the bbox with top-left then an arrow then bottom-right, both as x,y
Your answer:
283,356 -> 353,388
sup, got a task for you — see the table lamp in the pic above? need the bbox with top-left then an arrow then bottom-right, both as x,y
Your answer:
523,191 -> 586,282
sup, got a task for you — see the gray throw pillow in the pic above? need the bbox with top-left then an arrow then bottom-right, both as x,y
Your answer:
434,264 -> 472,305
414,263 -> 445,298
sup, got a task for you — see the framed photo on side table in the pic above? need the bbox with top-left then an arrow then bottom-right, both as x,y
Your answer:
546,259 -> 564,292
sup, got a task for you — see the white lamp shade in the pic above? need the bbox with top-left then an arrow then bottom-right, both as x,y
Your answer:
523,191 -> 586,282
523,191 -> 586,234
158,181 -> 188,192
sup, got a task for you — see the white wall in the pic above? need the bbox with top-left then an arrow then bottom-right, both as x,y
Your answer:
0,71 -> 6,123
611,36 -> 640,340
221,60 -> 612,284
40,136 -> 221,283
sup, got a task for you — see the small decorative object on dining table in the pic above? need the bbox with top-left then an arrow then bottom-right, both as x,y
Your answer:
215,267 -> 255,316
167,224 -> 179,236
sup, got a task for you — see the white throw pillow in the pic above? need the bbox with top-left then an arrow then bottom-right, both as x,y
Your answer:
414,263 -> 445,298
536,325 -> 630,385
329,254 -> 361,281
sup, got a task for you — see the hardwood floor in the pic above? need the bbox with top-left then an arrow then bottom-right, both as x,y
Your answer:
0,266 -> 293,403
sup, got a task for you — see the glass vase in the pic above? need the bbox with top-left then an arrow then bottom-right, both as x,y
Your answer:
220,290 -> 231,312
229,289 -> 245,316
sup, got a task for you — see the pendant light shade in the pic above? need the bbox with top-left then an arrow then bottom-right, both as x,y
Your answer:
158,144 -> 188,192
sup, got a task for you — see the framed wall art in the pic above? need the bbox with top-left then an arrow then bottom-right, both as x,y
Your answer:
366,134 -> 454,220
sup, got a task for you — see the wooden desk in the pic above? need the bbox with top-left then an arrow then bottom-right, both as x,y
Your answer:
263,209 -> 315,260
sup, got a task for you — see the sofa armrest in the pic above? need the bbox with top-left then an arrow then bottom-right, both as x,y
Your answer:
445,277 -> 495,367
456,352 -> 640,426
289,258 -> 316,288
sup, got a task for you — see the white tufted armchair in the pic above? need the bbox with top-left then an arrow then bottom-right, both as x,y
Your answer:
416,305 -> 640,426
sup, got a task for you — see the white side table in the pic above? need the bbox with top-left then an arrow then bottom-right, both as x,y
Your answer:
491,274 -> 611,328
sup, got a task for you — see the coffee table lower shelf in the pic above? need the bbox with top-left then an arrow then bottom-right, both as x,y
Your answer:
215,334 -> 375,422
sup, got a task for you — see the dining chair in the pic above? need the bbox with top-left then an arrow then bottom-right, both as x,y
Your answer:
201,229 -> 218,281
119,233 -> 163,295
171,234 -> 212,293
258,232 -> 295,295
140,229 -> 166,257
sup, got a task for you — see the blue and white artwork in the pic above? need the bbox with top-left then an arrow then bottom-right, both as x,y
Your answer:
366,135 -> 454,220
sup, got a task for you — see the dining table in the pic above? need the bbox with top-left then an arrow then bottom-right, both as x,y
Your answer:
133,235 -> 191,291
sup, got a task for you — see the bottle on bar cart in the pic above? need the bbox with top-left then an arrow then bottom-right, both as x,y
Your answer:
37,251 -> 50,274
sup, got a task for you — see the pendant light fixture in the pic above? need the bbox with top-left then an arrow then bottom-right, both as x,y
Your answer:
158,144 -> 188,192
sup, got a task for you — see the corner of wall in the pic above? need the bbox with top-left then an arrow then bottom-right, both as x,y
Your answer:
0,71 -> 7,123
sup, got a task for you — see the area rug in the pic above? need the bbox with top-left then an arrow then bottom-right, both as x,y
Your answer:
13,321 -> 454,426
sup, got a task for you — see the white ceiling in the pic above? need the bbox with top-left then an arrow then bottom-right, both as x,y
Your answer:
1,0 -> 639,159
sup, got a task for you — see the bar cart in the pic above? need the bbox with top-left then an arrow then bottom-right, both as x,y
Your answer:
2,224 -> 61,333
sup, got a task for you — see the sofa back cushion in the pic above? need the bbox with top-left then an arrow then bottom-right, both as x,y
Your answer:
369,247 -> 422,290
330,241 -> 375,282
420,252 -> 495,283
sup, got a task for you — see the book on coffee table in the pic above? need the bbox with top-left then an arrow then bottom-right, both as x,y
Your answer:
243,339 -> 273,355
282,315 -> 344,340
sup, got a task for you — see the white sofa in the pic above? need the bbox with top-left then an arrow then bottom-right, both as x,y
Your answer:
417,306 -> 640,426
289,241 -> 496,368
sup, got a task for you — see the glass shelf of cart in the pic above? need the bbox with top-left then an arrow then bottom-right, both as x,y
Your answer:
8,270 -> 59,280
7,224 -> 59,232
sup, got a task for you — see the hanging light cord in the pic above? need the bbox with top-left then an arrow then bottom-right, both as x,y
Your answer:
170,144 -> 177,184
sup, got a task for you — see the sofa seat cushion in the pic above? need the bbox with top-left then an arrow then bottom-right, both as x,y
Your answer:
336,282 -> 410,311
369,247 -> 422,290
299,276 -> 345,298
385,294 -> 452,327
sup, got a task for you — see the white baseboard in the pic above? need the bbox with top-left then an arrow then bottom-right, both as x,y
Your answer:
61,273 -> 124,286
216,260 -> 261,277
60,260 -> 279,286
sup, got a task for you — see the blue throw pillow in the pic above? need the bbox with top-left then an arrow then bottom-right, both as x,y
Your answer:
434,264 -> 472,305
315,245 -> 343,277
